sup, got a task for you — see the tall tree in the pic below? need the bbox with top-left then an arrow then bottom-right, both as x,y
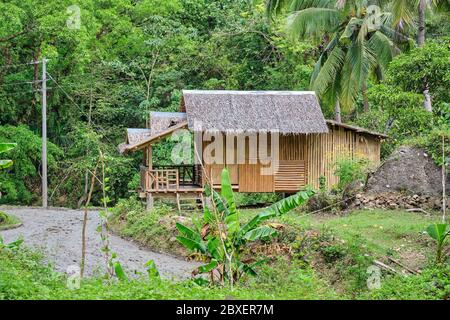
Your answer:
390,0 -> 449,111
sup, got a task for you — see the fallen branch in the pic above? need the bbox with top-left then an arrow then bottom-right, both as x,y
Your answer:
387,257 -> 421,275
373,259 -> 401,275
306,195 -> 357,216
406,208 -> 432,216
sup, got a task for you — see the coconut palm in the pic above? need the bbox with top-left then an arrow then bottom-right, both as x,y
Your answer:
267,0 -> 402,121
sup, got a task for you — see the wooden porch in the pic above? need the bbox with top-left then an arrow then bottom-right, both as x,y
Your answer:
138,164 -> 204,211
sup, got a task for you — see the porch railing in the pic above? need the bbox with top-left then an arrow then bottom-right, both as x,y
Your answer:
140,166 -> 179,192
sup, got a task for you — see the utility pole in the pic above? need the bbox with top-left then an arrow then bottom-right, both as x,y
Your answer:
41,58 -> 48,208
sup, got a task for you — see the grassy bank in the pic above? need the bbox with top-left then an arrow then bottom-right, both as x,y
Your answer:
1,199 -> 447,300
0,211 -> 21,231
106,198 -> 449,299
0,246 -> 339,300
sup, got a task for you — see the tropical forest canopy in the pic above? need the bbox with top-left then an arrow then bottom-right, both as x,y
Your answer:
0,0 -> 449,207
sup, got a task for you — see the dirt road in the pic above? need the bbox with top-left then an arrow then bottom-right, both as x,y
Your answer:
0,207 -> 199,279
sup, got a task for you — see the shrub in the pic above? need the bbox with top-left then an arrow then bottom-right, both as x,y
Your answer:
234,192 -> 282,207
333,157 -> 371,191
364,267 -> 450,300
0,125 -> 62,204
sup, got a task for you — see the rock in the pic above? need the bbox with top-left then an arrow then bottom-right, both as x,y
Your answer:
366,146 -> 450,196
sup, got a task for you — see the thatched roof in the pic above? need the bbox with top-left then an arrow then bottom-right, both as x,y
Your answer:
326,120 -> 388,138
118,128 -> 152,153
122,121 -> 188,153
150,111 -> 187,135
181,90 -> 328,134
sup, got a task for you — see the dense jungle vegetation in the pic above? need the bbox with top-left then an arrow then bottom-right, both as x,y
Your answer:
0,0 -> 449,302
0,0 -> 448,207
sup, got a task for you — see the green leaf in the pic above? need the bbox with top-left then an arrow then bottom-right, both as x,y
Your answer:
113,261 -> 128,281
0,143 -> 16,154
145,260 -> 160,279
176,223 -> 202,243
426,223 -> 448,244
238,188 -> 314,239
176,236 -> 207,253
0,160 -> 13,169
196,259 -> 218,273
243,226 -> 277,241
207,237 -> 224,260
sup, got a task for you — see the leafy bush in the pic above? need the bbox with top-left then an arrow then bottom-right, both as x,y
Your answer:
364,267 -> 450,300
234,192 -> 282,207
410,126 -> 450,167
108,197 -> 185,255
386,42 -> 450,103
333,157 -> 371,191
0,125 -> 62,204
0,211 -> 20,228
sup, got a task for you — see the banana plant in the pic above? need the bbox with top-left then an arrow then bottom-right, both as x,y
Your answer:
426,223 -> 449,264
176,168 -> 315,285
0,143 -> 16,169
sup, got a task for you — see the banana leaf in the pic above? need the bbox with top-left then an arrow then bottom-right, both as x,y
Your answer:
176,236 -> 207,253
176,222 -> 202,242
243,225 -> 277,241
196,259 -> 219,274
426,223 -> 448,244
0,143 -> 16,154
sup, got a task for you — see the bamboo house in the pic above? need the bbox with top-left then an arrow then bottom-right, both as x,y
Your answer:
119,90 -> 387,209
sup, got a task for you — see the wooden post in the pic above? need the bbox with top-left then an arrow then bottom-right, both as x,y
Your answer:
146,193 -> 154,211
146,146 -> 154,211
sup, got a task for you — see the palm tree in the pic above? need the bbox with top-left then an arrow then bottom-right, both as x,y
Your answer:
389,0 -> 450,112
267,0 -> 402,121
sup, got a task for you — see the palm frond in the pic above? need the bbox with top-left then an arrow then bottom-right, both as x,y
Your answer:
367,30 -> 400,75
311,45 -> 346,97
290,0 -> 337,10
340,42 -> 376,108
390,0 -> 417,29
266,0 -> 290,18
287,7 -> 340,40
310,34 -> 340,86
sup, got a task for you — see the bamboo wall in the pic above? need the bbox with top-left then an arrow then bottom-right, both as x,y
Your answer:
201,126 -> 382,192
305,126 -> 381,190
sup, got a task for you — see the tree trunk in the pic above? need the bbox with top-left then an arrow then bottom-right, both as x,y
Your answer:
362,81 -> 369,112
334,100 -> 342,123
418,0 -> 426,47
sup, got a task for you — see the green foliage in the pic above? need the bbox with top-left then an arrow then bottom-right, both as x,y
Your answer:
0,243 -> 340,300
364,267 -> 450,300
0,211 -> 20,229
354,85 -> 449,161
426,223 -> 449,264
0,125 -> 62,204
387,43 -> 450,103
0,143 -> 16,169
268,0 -> 403,111
176,168 -> 314,285
333,157 -> 371,191
234,192 -> 282,207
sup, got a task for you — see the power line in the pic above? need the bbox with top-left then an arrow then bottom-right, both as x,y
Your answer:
0,80 -> 41,88
0,61 -> 40,71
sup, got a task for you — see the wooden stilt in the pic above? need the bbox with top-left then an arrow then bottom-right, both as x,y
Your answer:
146,193 -> 154,211
200,192 -> 205,209
176,193 -> 181,212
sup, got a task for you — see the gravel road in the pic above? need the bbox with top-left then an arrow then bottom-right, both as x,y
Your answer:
0,207 -> 199,280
